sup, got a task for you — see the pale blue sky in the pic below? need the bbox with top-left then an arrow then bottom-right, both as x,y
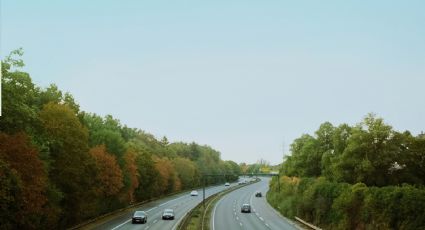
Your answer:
1,1 -> 424,164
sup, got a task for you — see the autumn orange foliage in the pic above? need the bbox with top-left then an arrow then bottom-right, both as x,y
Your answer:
123,149 -> 139,203
89,145 -> 124,196
0,132 -> 48,227
154,156 -> 181,194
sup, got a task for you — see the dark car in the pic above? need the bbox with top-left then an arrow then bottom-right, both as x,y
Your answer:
132,211 -> 147,224
162,209 -> 175,220
241,204 -> 251,213
255,192 -> 262,197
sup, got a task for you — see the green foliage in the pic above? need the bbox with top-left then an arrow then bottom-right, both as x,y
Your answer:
268,177 -> 425,229
282,113 -> 425,186
270,114 -> 425,229
0,50 -> 242,229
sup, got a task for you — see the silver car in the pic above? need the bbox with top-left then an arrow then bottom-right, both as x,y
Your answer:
162,209 -> 175,220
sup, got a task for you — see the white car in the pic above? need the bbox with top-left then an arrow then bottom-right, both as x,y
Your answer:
225,182 -> 230,186
190,190 -> 198,196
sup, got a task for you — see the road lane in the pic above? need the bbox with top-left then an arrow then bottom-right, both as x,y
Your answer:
212,177 -> 299,230
84,183 -> 236,230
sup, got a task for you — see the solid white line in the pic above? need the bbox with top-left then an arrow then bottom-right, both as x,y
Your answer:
111,186 -> 225,230
171,211 -> 188,230
212,196 -> 224,230
110,219 -> 130,230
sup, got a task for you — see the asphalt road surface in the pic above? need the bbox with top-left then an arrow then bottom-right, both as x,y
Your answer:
211,177 -> 299,230
83,183 -> 237,230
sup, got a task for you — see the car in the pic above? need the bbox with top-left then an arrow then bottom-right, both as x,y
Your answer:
241,204 -> 251,213
190,190 -> 199,196
255,192 -> 262,197
162,209 -> 175,220
238,180 -> 247,185
225,182 -> 230,186
132,211 -> 147,224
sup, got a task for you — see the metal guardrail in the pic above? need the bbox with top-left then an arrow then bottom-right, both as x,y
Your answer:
295,217 -> 322,230
177,179 -> 260,230
68,183 -> 225,230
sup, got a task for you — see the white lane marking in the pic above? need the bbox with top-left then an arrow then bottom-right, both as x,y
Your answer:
260,217 -> 264,222
171,211 -> 188,230
146,207 -> 157,212
236,216 -> 239,220
159,195 -> 186,207
153,219 -> 158,224
145,226 -> 150,230
240,222 -> 243,226
212,196 -> 224,230
110,219 -> 130,230
111,185 -> 227,230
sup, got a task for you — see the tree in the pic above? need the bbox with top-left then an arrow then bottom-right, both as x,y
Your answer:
39,102 -> 97,225
134,151 -> 158,201
122,149 -> 139,203
283,134 -> 321,177
0,132 -> 48,229
154,157 -> 181,194
0,159 -> 22,229
90,145 -> 124,197
0,49 -> 39,135
173,157 -> 199,189
333,115 -> 397,186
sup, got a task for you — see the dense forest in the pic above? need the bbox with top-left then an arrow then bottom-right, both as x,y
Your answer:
268,115 -> 425,229
0,49 -> 242,229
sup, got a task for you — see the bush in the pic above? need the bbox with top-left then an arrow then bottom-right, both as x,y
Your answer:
267,177 -> 425,230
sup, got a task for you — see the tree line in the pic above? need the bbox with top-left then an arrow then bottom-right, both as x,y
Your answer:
268,114 -> 425,229
0,49 -> 241,229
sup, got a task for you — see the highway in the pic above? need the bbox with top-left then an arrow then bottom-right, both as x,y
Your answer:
211,177 -> 299,230
83,183 -> 237,230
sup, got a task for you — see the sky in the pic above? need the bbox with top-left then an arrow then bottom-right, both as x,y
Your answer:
1,1 -> 424,164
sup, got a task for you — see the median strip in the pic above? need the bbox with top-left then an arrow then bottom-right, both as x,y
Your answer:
177,179 -> 260,230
